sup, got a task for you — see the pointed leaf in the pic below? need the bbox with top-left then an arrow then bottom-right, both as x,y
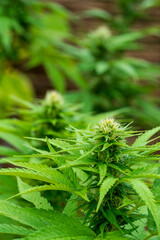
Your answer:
127,178 -> 158,231
133,127 -> 160,147
97,177 -> 118,211
0,224 -> 33,235
0,202 -> 96,240
0,132 -> 29,152
98,164 -> 107,185
17,177 -> 53,210
63,194 -> 78,217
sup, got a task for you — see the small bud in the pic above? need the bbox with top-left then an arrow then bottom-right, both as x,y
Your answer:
44,91 -> 63,108
91,26 -> 111,39
99,118 -> 120,135
97,118 -> 124,163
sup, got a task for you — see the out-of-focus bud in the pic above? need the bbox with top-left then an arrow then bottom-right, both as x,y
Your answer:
91,26 -> 111,39
44,90 -> 64,108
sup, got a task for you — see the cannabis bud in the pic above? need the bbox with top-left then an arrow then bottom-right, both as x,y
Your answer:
98,117 -> 124,145
92,26 -> 111,39
99,118 -> 120,135
97,118 -> 125,163
44,90 -> 64,108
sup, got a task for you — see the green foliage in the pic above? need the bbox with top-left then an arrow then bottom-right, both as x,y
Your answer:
0,2 -> 160,239
68,27 -> 160,127
0,176 -> 18,201
127,178 -> 158,230
1,0 -> 159,128
0,224 -> 33,236
0,91 -> 120,214
0,0 -> 86,118
0,117 -> 159,239
133,126 -> 160,147
97,177 -> 118,211
64,0 -> 160,128
17,177 -> 53,210
0,0 -> 84,99
0,202 -> 96,239
84,0 -> 160,33
0,90 -> 120,162
0,91 -> 81,156
0,69 -> 34,118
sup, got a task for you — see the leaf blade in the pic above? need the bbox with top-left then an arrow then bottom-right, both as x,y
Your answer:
97,177 -> 118,211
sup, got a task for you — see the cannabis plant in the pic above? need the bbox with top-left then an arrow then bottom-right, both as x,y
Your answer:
0,0 -> 84,117
0,89 -> 121,213
0,90 -> 120,163
0,0 -> 83,92
64,20 -> 160,127
115,0 -> 160,32
59,0 -> 160,127
0,118 -> 159,239
0,90 -> 83,160
84,0 -> 160,33
0,90 -> 86,213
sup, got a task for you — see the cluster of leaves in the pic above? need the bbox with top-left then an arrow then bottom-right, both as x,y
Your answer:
0,1 -> 160,238
0,90 -> 119,166
0,90 -> 88,161
0,0 -> 84,117
115,0 -> 160,32
84,0 -> 160,33
61,0 -> 160,127
0,0 -> 159,128
68,27 -> 160,127
0,117 -> 159,239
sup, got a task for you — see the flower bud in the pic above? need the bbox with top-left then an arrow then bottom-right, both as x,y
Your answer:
99,118 -> 120,135
92,26 -> 111,39
44,91 -> 63,108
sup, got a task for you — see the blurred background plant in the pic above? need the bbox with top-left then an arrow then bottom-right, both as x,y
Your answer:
65,26 -> 160,128
0,0 -> 85,117
0,0 -> 159,127
0,91 -> 84,161
84,0 -> 160,33
62,0 -> 160,128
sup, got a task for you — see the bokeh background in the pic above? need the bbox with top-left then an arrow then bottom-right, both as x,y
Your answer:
0,0 -> 160,128
20,0 -> 160,97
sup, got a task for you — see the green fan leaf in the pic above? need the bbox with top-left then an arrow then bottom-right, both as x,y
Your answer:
98,163 -> 107,185
7,162 -> 76,188
63,194 -> 78,217
0,167 -> 74,190
97,177 -> 118,211
0,202 -> 48,229
0,224 -> 33,236
127,178 -> 159,231
8,183 -> 89,202
133,126 -> 160,147
0,202 -> 96,240
17,177 -> 53,210
21,215 -> 96,240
